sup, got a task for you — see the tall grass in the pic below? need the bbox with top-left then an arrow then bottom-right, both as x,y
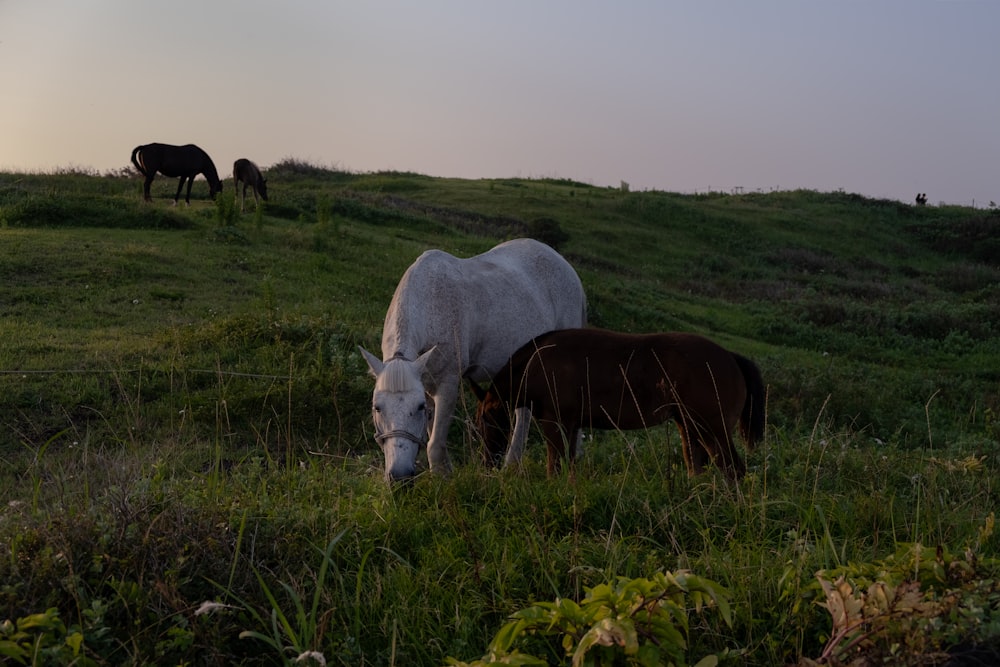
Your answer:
3,414 -> 995,664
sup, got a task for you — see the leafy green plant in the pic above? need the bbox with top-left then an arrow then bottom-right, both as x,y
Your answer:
447,571 -> 736,667
0,608 -> 93,666
212,189 -> 237,228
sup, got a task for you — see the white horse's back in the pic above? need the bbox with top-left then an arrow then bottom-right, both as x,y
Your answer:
362,238 -> 586,481
381,238 -> 586,382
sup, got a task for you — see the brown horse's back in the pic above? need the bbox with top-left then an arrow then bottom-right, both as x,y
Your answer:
509,330 -> 740,424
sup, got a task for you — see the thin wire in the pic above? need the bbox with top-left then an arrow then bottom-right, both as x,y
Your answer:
0,369 -> 292,380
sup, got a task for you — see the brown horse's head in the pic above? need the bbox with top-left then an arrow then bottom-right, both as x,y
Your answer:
209,178 -> 224,199
469,381 -> 510,467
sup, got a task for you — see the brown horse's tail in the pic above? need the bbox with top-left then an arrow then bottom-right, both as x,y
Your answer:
732,353 -> 766,450
130,145 -> 147,176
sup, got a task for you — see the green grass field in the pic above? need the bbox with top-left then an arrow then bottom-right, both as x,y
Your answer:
1,164 -> 998,665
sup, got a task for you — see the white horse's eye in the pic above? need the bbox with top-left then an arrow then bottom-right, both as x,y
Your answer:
417,403 -> 426,413
372,405 -> 381,414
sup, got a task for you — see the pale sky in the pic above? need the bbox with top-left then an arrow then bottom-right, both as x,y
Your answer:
2,1 -> 997,206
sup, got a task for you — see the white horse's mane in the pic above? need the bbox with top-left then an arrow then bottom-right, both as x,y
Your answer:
377,358 -> 418,393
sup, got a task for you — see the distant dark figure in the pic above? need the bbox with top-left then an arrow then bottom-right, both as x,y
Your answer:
130,143 -> 223,205
233,159 -> 269,212
915,193 -> 927,206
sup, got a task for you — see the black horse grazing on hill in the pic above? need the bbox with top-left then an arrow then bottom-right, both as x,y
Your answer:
130,143 -> 223,205
233,158 -> 269,212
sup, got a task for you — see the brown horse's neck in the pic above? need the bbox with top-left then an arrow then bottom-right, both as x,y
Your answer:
202,163 -> 221,188
492,358 -> 532,411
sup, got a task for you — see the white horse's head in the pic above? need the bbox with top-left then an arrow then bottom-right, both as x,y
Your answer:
359,347 -> 436,482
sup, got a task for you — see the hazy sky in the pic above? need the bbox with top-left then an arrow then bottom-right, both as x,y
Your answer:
2,1 -> 997,206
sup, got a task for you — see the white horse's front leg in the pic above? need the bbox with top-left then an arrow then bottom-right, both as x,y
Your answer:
504,407 -> 531,467
426,385 -> 457,475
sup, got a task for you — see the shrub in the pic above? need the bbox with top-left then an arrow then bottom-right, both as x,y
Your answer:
526,217 -> 569,250
799,532 -> 1000,666
447,571 -> 735,667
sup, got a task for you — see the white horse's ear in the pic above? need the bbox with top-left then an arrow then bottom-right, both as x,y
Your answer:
413,346 -> 438,383
358,346 -> 383,377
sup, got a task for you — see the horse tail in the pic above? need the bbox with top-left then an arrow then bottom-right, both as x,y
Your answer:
130,145 -> 147,176
732,353 -> 765,450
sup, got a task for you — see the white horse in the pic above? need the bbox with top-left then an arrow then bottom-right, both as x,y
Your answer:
359,238 -> 587,482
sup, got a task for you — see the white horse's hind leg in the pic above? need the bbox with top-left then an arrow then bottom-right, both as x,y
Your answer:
504,407 -> 532,467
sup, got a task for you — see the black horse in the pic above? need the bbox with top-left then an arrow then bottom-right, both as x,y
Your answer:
233,158 -> 269,212
130,143 -> 223,204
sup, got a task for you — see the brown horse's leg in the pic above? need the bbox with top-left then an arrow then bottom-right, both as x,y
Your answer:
677,419 -> 712,477
724,441 -> 747,479
663,380 -> 713,476
694,410 -> 746,481
700,383 -> 748,480
173,177 -> 186,205
565,421 -> 581,482
674,410 -> 711,476
143,175 -> 155,202
540,420 -> 571,476
675,423 -> 695,475
711,428 -> 746,480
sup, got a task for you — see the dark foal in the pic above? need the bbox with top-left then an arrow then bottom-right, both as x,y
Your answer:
233,158 -> 269,212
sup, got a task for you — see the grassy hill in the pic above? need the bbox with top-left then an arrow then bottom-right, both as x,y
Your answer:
1,165 -> 998,665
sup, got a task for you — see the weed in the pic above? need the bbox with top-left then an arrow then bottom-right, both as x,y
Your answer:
216,531 -> 347,665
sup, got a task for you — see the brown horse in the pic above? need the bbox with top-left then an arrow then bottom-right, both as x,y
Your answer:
470,328 -> 766,480
130,143 -> 223,205
233,158 -> 269,212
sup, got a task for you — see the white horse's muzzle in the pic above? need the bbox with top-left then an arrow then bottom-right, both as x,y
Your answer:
376,429 -> 425,482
